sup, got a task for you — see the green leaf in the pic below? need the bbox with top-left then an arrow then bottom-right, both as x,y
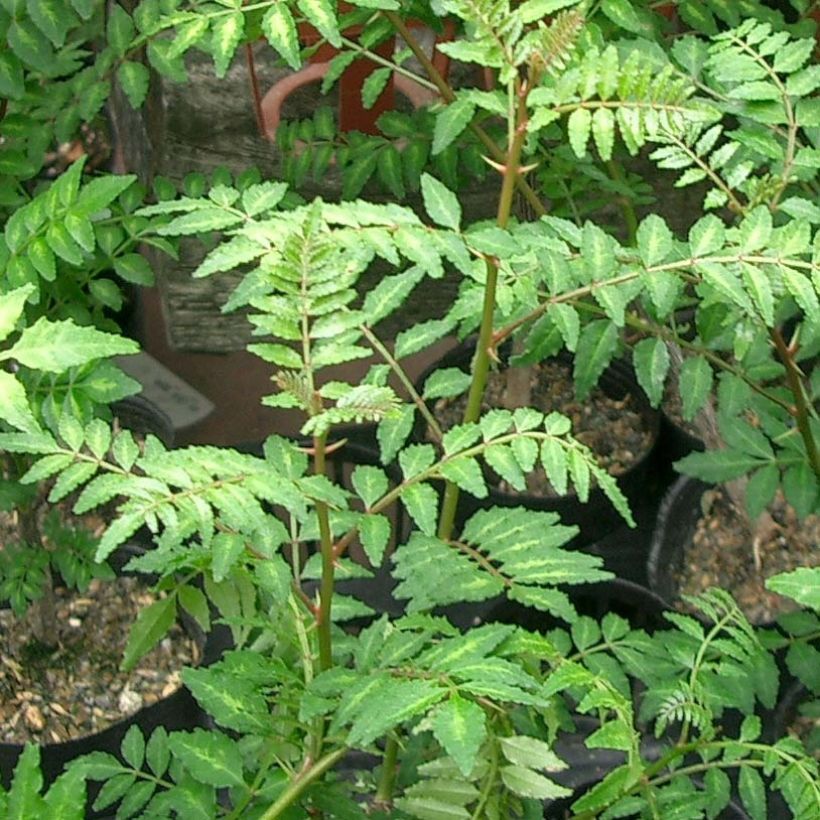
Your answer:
167,17 -> 209,60
211,12 -> 244,79
157,208 -> 243,236
178,585 -> 210,632
167,729 -> 245,788
8,19 -> 54,73
678,355 -> 713,422
782,266 -> 819,319
484,444 -> 525,491
782,462 -> 818,519
432,97 -> 475,155
64,212 -> 95,253
181,668 -> 267,734
114,253 -> 155,286
106,3 -> 135,56
347,678 -> 445,745
401,482 -> 439,536
146,727 -> 171,777
773,38 -> 814,74
573,320 -> 618,400
296,0 -> 340,47
741,263 -> 774,326
42,768 -> 84,819
400,444 -> 436,480
421,174 -> 461,230
432,695 -> 487,777
601,0 -> 646,34
517,0 -> 578,23
76,174 -> 136,215
632,337 -> 669,408
439,456 -> 486,499
689,214 -> 726,257
46,223 -> 83,265
121,724 -> 145,770
377,403 -> 414,464
5,318 -> 138,372
241,180 -> 287,216
739,206 -> 773,253
591,106 -> 615,161
115,779 -> 154,818
697,261 -> 753,312
29,237 -> 56,281
117,60 -> 151,109
423,368 -> 471,401
0,51 -> 24,99
261,4 -> 300,70
394,796 -> 469,820
395,318 -> 455,359
674,449 -> 764,483
739,766 -> 766,820
679,0 -> 717,34
362,66 -> 391,109
636,214 -> 673,267
7,745 -> 46,819
766,567 -> 820,612
0,283 -> 34,342
121,595 -> 176,671
359,514 -> 390,566
361,267 -> 423,325
28,0 -> 75,47
351,464 -> 388,508
567,107 -> 592,158
499,736 -> 567,771
500,765 -> 571,800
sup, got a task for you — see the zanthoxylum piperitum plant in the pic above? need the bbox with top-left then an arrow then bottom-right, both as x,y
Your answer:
0,0 -> 819,817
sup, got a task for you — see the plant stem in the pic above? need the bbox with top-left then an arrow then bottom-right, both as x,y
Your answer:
245,42 -> 267,139
314,432 -> 335,672
770,327 -> 820,477
360,324 -> 444,441
437,80 -> 530,541
257,747 -> 348,819
381,11 -> 546,218
374,735 -> 399,806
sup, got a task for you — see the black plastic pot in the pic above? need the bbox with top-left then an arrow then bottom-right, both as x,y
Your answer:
111,394 -> 175,449
414,339 -> 663,550
657,411 -> 704,467
0,545 -> 231,818
647,475 -> 711,608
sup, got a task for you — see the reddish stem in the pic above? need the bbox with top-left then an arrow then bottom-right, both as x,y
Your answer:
246,42 -> 267,139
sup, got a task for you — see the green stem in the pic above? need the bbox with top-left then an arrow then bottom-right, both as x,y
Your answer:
770,327 -> 820,477
437,81 -> 530,542
257,747 -> 348,819
360,324 -> 444,441
374,735 -> 400,805
381,10 -> 546,218
314,432 -> 335,672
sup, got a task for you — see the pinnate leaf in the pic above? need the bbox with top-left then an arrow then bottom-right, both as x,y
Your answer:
432,696 -> 486,777
168,729 -> 245,788
500,765 -> 571,799
421,174 -> 461,230
121,595 -> 177,671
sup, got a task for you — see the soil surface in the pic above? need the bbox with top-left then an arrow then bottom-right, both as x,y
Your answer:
0,574 -> 199,745
675,487 -> 820,624
434,358 -> 655,496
